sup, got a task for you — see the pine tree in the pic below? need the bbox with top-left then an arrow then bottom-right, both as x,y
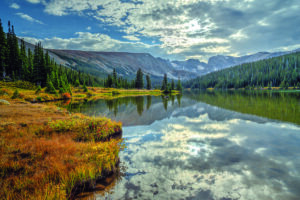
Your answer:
161,73 -> 168,91
20,39 -> 28,80
146,74 -> 151,90
112,68 -> 117,88
27,48 -> 33,81
45,77 -> 57,94
171,79 -> 175,90
135,68 -> 144,89
0,19 -> 7,79
176,78 -> 182,91
6,21 -> 20,78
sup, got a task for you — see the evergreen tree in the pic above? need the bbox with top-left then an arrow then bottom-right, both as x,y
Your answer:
171,79 -> 175,90
112,68 -> 117,88
45,78 -> 57,94
135,68 -> 144,89
146,74 -> 151,90
19,39 -> 28,80
161,73 -> 168,91
6,21 -> 20,78
176,78 -> 182,91
27,48 -> 33,81
0,19 -> 7,78
83,82 -> 88,92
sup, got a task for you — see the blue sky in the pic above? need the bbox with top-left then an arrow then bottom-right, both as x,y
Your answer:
1,0 -> 300,61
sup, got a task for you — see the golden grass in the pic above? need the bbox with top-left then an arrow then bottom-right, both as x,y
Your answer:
0,102 -> 123,199
0,81 -> 175,103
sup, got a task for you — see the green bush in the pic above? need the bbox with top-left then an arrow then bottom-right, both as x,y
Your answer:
59,87 -> 65,94
36,96 -> 42,102
11,89 -> 20,99
35,85 -> 42,94
83,83 -> 88,92
45,80 -> 57,95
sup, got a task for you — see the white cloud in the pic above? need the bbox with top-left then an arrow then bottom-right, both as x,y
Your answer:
123,35 -> 140,41
86,26 -> 91,31
20,0 -> 300,61
10,3 -> 20,9
16,13 -> 44,24
22,32 -> 158,53
26,0 -> 41,4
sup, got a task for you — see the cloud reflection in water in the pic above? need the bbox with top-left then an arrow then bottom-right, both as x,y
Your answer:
99,104 -> 300,200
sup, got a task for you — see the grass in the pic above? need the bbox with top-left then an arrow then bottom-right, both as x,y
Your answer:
0,81 -> 179,103
0,100 -> 123,199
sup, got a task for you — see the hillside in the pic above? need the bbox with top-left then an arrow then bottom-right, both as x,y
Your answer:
185,51 -> 300,89
48,49 -> 198,82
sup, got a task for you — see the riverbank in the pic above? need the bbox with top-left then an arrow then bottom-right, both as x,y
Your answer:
0,98 -> 123,199
0,81 -> 178,104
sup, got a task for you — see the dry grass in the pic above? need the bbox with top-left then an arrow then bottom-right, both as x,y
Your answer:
0,103 -> 123,199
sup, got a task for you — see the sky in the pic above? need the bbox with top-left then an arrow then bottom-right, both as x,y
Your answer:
0,0 -> 300,62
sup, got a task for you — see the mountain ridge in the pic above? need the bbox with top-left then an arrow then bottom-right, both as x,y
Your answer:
20,38 -> 299,82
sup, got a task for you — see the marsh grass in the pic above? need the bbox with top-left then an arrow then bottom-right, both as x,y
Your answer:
0,103 -> 123,199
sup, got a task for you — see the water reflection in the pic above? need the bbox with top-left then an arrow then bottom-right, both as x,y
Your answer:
62,94 -> 183,126
103,105 -> 300,200
186,90 -> 300,125
66,91 -> 300,199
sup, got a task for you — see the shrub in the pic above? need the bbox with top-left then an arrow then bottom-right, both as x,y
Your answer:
19,93 -> 25,99
87,92 -> 93,97
45,80 -> 58,95
11,89 -> 20,99
59,87 -> 66,94
83,83 -> 88,92
36,96 -> 42,102
35,85 -> 42,94
62,92 -> 71,99
112,91 -> 120,95
74,79 -> 80,87
0,88 -> 10,95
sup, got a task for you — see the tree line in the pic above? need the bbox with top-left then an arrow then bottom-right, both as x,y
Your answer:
0,19 -> 104,91
104,68 -> 152,89
185,52 -> 300,90
104,67 -> 183,92
0,19 -> 183,92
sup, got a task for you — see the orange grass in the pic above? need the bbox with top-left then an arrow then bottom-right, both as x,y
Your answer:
0,103 -> 123,199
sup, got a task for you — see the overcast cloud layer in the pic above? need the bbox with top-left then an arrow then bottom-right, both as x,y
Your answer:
2,0 -> 300,61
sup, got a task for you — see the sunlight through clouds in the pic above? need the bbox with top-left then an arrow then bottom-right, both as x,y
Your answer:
21,0 -> 300,60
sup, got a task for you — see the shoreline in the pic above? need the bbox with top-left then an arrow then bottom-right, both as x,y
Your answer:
0,100 -> 123,199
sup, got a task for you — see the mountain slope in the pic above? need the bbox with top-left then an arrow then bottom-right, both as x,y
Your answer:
48,49 -> 198,82
21,38 -> 300,83
184,51 -> 300,89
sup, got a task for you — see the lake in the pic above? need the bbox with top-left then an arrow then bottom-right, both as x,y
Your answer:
69,91 -> 300,200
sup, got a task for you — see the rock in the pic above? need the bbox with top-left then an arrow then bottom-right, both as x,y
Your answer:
0,99 -> 10,105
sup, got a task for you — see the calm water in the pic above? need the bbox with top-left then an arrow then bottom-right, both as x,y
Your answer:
71,92 -> 300,200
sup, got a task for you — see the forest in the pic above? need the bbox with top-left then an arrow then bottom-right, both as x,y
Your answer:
184,51 -> 300,90
0,20 -> 106,93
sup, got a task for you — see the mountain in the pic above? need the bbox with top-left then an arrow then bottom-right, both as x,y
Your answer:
184,51 -> 300,89
171,59 -> 209,76
207,51 -> 290,71
48,49 -> 198,83
21,38 -> 299,83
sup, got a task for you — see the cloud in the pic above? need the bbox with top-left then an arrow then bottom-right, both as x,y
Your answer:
86,26 -> 91,31
113,101 -> 300,199
20,0 -> 300,61
22,32 -> 165,57
16,13 -> 44,24
123,35 -> 140,41
26,0 -> 41,4
10,3 -> 20,9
